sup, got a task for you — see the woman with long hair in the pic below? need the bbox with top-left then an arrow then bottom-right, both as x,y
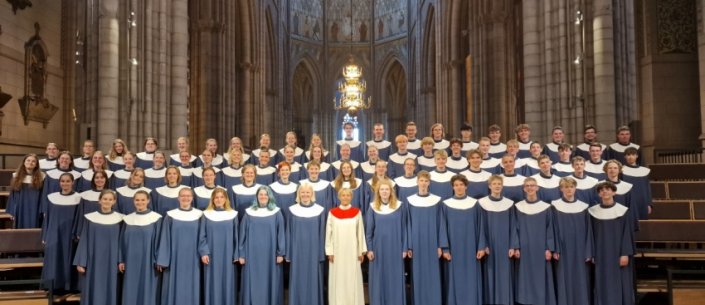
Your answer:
331,160 -> 366,213
7,154 -> 45,228
106,139 -> 129,171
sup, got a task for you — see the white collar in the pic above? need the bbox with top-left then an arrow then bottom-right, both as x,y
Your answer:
85,211 -> 124,225
167,208 -> 203,221
231,183 -> 262,194
156,185 -> 189,197
203,209 -> 238,221
407,194 -> 441,207
478,196 -> 514,212
47,192 -> 82,206
289,203 -> 324,218
123,211 -> 162,226
551,198 -> 589,214
515,200 -> 551,215
245,206 -> 280,217
116,186 -> 151,196
588,203 -> 629,220
371,202 -> 401,214
443,196 -> 479,210
269,181 -> 299,193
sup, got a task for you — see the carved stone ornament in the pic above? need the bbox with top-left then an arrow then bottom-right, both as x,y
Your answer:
657,0 -> 696,54
18,23 -> 58,128
6,0 -> 32,14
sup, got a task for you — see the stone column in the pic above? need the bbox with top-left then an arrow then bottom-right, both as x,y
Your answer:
170,0 -> 189,145
592,0 -> 617,136
97,0 -> 120,150
523,0 -> 542,136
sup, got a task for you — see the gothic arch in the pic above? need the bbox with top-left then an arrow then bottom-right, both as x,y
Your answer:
379,57 -> 407,136
291,57 -> 320,145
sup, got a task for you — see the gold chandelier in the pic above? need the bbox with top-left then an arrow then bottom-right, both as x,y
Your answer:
333,1 -> 371,116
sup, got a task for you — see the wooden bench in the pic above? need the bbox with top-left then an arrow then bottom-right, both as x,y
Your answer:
0,229 -> 48,304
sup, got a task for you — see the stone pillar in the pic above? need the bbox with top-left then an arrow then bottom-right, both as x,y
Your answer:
97,0 -> 120,150
592,0 -> 617,137
171,0 -> 189,145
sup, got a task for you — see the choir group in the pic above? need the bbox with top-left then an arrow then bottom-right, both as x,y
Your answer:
6,121 -> 650,305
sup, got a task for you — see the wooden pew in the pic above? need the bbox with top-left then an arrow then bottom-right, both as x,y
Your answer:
0,229 -> 48,305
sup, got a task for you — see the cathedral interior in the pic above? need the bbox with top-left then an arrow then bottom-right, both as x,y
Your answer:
0,0 -> 702,162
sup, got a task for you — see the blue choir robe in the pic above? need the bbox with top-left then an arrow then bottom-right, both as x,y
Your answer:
73,156 -> 91,172
551,198 -> 593,305
621,165 -> 652,220
73,211 -> 123,305
416,155 -> 436,172
513,199 -> 557,305
446,156 -> 469,173
41,191 -> 81,291
156,208 -> 203,305
460,169 -> 491,199
221,165 -> 244,189
286,204 -> 326,305
573,174 -> 598,205
239,206 -> 286,305
191,166 -> 222,188
143,167 -> 167,190
588,203 -> 635,305
552,161 -> 573,177
488,142 -> 507,159
407,138 -> 422,156
76,168 -> 114,192
168,153 -> 197,167
120,211 -> 162,305
394,175 -> 417,204
115,186 -> 152,214
193,185 -> 226,210
195,153 -> 225,169
364,179 -> 396,209
516,157 -> 540,177
481,157 -> 502,174
543,142 -> 562,164
608,142 -> 642,166
302,161 -> 334,181
461,141 -> 479,155
439,196 -> 486,305
110,168 -> 133,189
178,166 -> 195,188
255,165 -> 277,186
365,202 -> 407,305
39,158 -> 57,171
135,152 -> 155,170
73,190 -> 104,237
41,170 -> 80,218
199,209 -> 239,305
152,185 -> 190,216
330,159 -> 363,179
7,174 -> 44,228
270,180 -> 299,219
359,160 -> 378,181
584,160 -> 607,181
433,139 -> 450,153
299,179 -> 334,211
229,183 -> 263,220
388,152 -> 417,179
406,194 -> 443,305
516,140 -> 533,159
598,179 -> 636,229
533,173 -> 562,202
286,162 -> 305,183
106,156 -> 125,172
303,150 -> 330,164
573,142 -> 607,161
251,148 -> 280,166
366,140 -> 393,161
331,179 -> 367,213
278,146 -> 306,164
478,195 -> 517,305
335,139 -> 364,163
500,173 -> 526,203
429,169 -> 455,200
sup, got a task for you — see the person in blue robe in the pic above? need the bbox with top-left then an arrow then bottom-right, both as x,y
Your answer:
512,177 -> 557,305
607,126 -> 643,166
239,186 -> 286,305
514,124 -> 533,159
478,138 -> 502,174
229,164 -> 264,220
366,123 -> 392,161
460,150 -> 491,199
279,131 -> 307,164
300,161 -> 335,211
135,137 -> 158,169
39,142 -> 59,171
364,161 -> 395,206
270,162 -> 300,219
405,122 -> 423,156
532,155 -> 562,202
303,146 -> 334,181
119,191 -> 162,305
394,158 -> 418,204
42,152 -> 81,202
168,136 -> 197,167
487,125 -> 507,159
439,174 -> 487,305
222,160 -> 244,189
106,139 -> 128,171
417,137 -> 438,172
303,133 -> 331,164
7,154 -> 44,228
584,143 -> 608,181
194,138 -> 226,168
143,152 -> 168,190
498,155 -> 526,202
572,125 -> 608,161
192,150 -> 223,187
251,134 -> 281,165
156,188 -> 203,305
286,184 -> 326,305
570,156 -> 599,204
73,140 -> 95,172
360,146 -> 382,181
331,144 -> 364,178
551,144 -> 574,177
365,180 -> 407,305
41,173 -> 81,292
589,181 -> 635,305
115,168 -> 152,214
388,135 -> 417,179
478,175 -> 517,305
331,161 -> 367,213
151,166 -> 190,215
73,190 -> 123,305
198,188 -> 239,305
459,123 -> 479,156
552,177 -> 593,305
621,147 -> 652,220
73,171 -> 111,236
336,122 -> 364,162
446,139 -> 469,173
600,160 -> 637,230
429,150 -> 454,200
542,126 -> 566,163
406,172 -> 443,305
76,151 -> 114,192
111,151 -> 136,188
175,151 -> 196,187
280,146 -> 305,183
193,167 -> 226,210
254,149 -> 277,185
430,123 -> 451,154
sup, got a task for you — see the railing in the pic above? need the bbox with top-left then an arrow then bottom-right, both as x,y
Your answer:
655,149 -> 704,164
